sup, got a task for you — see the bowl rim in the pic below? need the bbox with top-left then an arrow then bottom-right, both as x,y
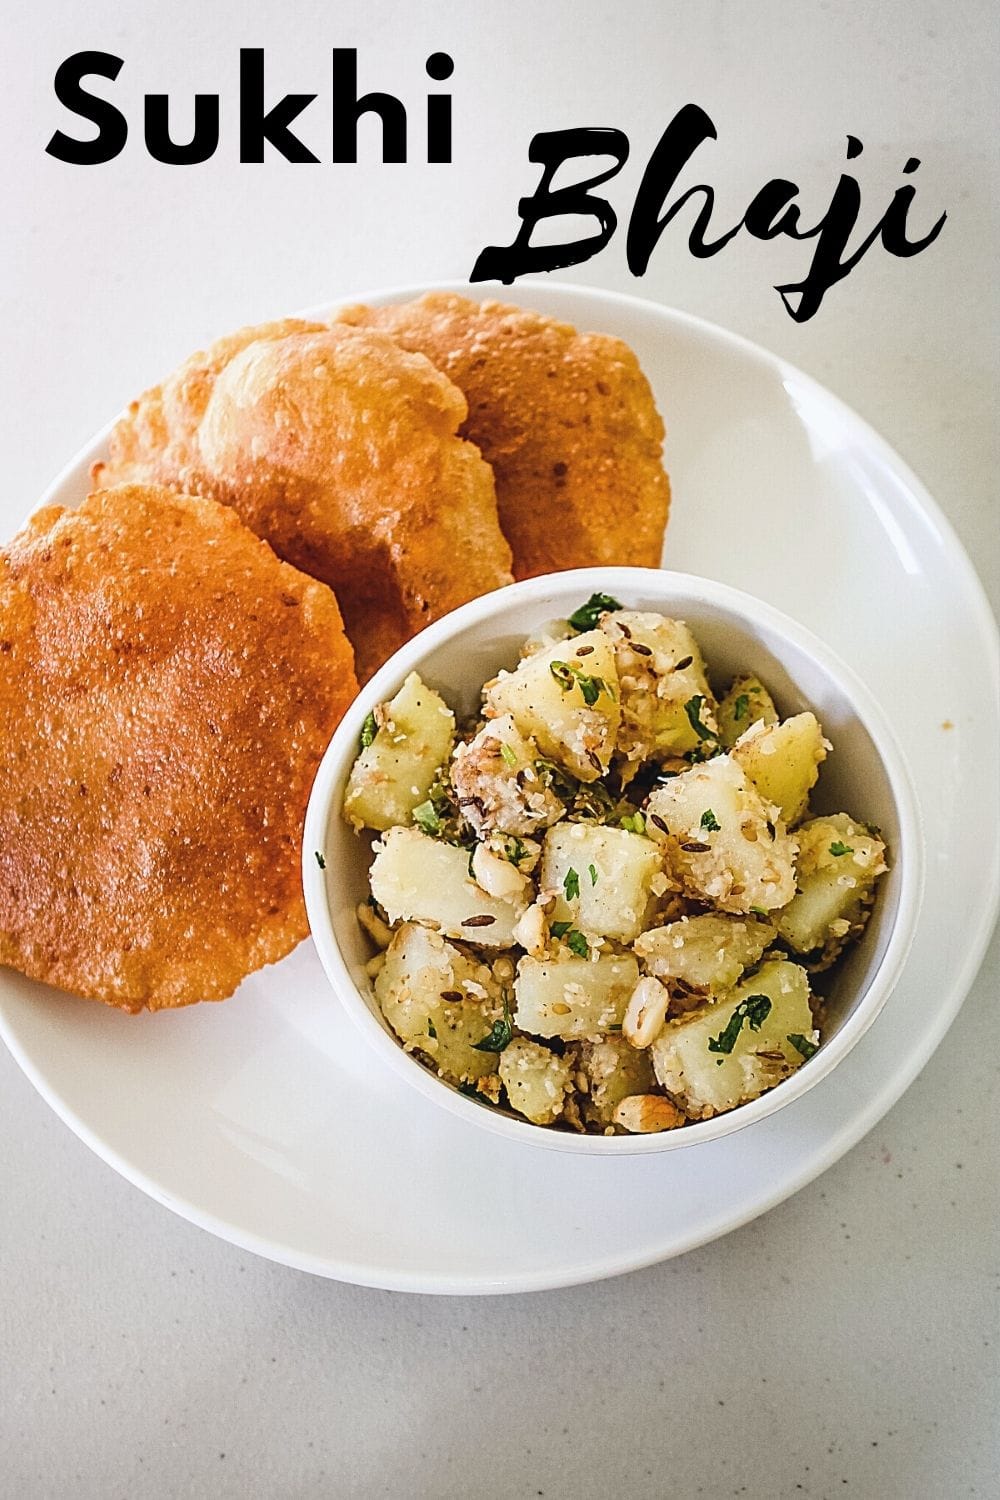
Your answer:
303,566 -> 925,1156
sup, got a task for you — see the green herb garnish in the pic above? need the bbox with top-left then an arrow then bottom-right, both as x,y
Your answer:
359,710 -> 378,750
619,811 -> 646,835
427,1019 -> 437,1040
412,800 -> 442,836
787,1032 -> 818,1059
550,920 -> 572,939
567,592 -> 623,632
549,659 -> 610,706
563,867 -> 581,901
708,994 -> 772,1056
314,851 -> 326,869
733,693 -> 749,722
472,994 -> 514,1054
684,695 -> 717,744
501,835 -> 528,866
750,905 -> 770,918
566,930 -> 589,958
534,757 -> 579,802
589,863 -> 598,886
700,809 -> 721,832
500,741 -> 518,768
829,841 -> 854,857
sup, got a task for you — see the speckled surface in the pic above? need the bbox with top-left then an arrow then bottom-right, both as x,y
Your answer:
1,3 -> 997,1497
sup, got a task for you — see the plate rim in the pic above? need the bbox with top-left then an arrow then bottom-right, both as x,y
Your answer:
1,279 -> 997,1295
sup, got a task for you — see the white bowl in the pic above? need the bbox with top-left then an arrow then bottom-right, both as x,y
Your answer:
304,566 -> 924,1155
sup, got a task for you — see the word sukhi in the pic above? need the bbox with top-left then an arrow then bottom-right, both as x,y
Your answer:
471,106 -> 946,322
45,49 -> 455,166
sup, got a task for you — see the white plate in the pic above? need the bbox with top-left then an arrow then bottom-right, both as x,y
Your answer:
1,283 -> 996,1295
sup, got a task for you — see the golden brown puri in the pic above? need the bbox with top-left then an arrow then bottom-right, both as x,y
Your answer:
0,485 -> 359,1012
337,293 -> 671,579
94,321 -> 514,682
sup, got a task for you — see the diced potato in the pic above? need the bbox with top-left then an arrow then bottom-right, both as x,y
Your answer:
344,672 -> 454,832
514,953 -> 640,1039
601,610 -> 717,764
375,924 -> 500,1084
717,674 -> 779,747
541,822 -> 662,941
646,755 -> 797,913
574,1035 -> 655,1126
777,813 -> 888,963
484,630 -> 620,782
450,715 -> 564,836
732,712 -> 827,826
650,959 -> 816,1117
635,913 -> 776,994
499,1037 -> 573,1124
369,827 -> 528,947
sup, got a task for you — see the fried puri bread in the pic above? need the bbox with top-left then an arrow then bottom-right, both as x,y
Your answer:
0,485 -> 359,1011
336,293 -> 671,579
94,322 -> 514,681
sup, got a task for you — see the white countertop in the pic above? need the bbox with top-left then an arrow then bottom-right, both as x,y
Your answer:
2,3 -> 997,1496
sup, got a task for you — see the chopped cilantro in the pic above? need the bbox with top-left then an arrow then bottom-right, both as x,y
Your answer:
549,659 -> 610,706
700,808 -> 721,833
500,741 -> 519,768
787,1032 -> 818,1059
427,1019 -> 437,1040
829,841 -> 854,857
733,693 -> 750,722
550,920 -> 572,939
684,695 -> 717,744
359,710 -> 378,750
501,835 -> 528,866
314,850 -> 326,869
750,905 -> 770,918
563,867 -> 581,901
566,929 -> 589,958
412,800 -> 442,836
472,994 -> 514,1053
707,994 -> 772,1055
567,591 -> 623,632
588,863 -> 599,886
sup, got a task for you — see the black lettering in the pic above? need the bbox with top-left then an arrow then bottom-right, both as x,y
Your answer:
470,127 -> 629,282
877,176 -> 946,260
425,52 -> 453,163
773,142 -> 944,322
45,51 -> 127,165
332,47 -> 406,164
627,105 -> 739,273
239,48 -> 318,164
742,179 -> 803,240
773,172 -> 868,321
144,94 -> 220,165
